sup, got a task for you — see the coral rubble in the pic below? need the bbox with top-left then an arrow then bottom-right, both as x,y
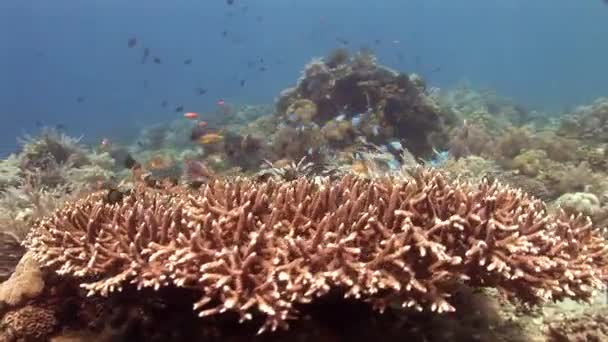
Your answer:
546,312 -> 608,342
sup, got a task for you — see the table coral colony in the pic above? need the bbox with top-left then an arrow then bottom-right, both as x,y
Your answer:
25,169 -> 608,333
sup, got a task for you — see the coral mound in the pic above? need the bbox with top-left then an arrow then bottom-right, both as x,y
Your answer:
275,52 -> 456,157
24,170 -> 608,333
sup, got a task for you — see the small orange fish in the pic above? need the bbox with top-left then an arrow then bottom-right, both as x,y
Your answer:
198,133 -> 224,145
198,121 -> 208,128
351,160 -> 369,176
145,153 -> 175,170
184,112 -> 198,119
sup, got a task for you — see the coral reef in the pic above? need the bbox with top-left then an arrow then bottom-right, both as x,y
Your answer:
0,232 -> 23,284
0,252 -> 44,306
271,125 -> 326,162
0,305 -> 57,341
203,131 -> 268,172
439,156 -> 500,184
3,49 -> 608,342
544,306 -> 608,342
18,128 -> 87,172
256,157 -> 328,182
24,170 -> 608,334
0,176 -> 76,281
447,120 -> 495,159
554,193 -> 602,218
286,99 -> 318,123
275,51 -> 457,158
558,97 -> 608,142
439,83 -> 545,130
0,130 -> 117,283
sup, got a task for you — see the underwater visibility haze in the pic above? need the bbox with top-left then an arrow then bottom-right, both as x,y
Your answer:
1,0 -> 608,150
1,0 -> 608,341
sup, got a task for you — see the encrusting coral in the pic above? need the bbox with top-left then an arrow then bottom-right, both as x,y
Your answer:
0,305 -> 57,341
0,252 -> 44,307
24,169 -> 608,334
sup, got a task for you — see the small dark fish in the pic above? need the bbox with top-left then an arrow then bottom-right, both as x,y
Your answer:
123,153 -> 138,169
414,55 -> 421,69
56,124 -> 67,131
190,125 -> 206,141
105,189 -> 125,205
259,58 -> 265,64
258,66 -> 267,72
374,39 -> 381,45
239,79 -> 246,87
128,37 -> 137,48
136,141 -> 144,147
35,120 -> 43,128
141,48 -> 150,64
153,57 -> 162,64
174,106 -> 184,112
183,58 -> 192,65
430,66 -> 441,73
76,96 -> 85,103
195,87 -> 208,95
161,100 -> 168,107
226,0 -> 234,5
221,30 -> 228,37
337,37 -> 349,45
395,51 -> 405,62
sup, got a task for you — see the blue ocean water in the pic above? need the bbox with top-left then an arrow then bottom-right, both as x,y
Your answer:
1,0 -> 607,156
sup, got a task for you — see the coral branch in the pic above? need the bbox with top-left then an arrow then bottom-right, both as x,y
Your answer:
24,170 -> 608,331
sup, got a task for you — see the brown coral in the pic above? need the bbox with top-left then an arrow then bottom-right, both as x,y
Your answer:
321,119 -> 355,144
24,170 -> 608,333
271,125 -> 326,161
277,53 -> 457,158
494,126 -> 533,161
448,121 -> 494,159
286,99 -> 318,123
0,305 -> 57,341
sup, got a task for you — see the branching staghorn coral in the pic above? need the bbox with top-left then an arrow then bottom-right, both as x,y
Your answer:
24,170 -> 608,333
